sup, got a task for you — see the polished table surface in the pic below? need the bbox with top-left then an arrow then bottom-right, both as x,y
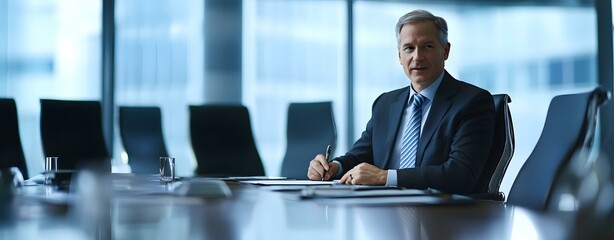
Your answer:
1,173 -> 569,240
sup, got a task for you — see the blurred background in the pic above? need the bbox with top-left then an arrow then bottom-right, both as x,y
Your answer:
0,0 -> 609,197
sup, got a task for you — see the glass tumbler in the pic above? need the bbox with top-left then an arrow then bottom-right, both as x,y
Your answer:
44,157 -> 58,185
159,157 -> 175,182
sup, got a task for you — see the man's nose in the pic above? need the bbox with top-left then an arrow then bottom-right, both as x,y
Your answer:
413,48 -> 424,60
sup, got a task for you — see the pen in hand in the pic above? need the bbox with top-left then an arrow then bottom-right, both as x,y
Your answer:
322,145 -> 332,181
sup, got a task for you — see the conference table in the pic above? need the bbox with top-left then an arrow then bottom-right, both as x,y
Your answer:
1,173 -> 569,240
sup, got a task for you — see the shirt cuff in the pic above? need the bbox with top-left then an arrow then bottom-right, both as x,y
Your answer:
385,169 -> 398,187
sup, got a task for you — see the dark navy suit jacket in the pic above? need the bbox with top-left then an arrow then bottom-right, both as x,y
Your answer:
336,71 -> 495,194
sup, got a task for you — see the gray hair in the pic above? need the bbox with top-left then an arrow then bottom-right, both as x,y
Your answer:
395,10 -> 448,47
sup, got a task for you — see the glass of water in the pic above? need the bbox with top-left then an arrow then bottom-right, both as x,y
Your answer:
44,157 -> 58,185
159,157 -> 175,182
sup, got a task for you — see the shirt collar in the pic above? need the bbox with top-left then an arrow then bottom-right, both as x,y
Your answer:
409,71 -> 444,103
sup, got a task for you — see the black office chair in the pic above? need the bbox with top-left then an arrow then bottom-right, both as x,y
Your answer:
189,104 -> 265,177
119,106 -> 169,174
280,101 -> 337,179
506,87 -> 608,211
40,99 -> 110,171
0,99 -> 29,179
469,94 -> 514,200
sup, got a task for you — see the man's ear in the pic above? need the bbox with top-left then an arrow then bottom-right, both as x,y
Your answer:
443,42 -> 451,60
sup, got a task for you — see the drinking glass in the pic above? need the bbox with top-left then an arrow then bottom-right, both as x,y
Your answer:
44,157 -> 58,185
159,157 -> 175,182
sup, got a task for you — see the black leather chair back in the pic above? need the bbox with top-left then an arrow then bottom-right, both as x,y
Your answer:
471,94 -> 514,196
0,99 -> 29,179
40,99 -> 110,171
281,101 -> 337,179
119,106 -> 169,174
507,87 -> 608,210
189,105 -> 265,177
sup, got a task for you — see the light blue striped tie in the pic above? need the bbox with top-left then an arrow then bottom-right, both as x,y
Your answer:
400,93 -> 424,169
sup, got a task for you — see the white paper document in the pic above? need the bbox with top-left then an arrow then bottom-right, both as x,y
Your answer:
240,180 -> 336,186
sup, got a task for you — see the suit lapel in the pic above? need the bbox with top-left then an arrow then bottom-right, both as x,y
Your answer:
382,87 -> 410,169
416,72 -> 457,166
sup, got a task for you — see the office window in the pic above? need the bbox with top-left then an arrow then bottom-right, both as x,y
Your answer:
354,2 -> 596,195
0,0 -> 101,175
572,55 -> 594,85
114,0 -> 204,176
243,0 -> 347,176
548,59 -> 565,86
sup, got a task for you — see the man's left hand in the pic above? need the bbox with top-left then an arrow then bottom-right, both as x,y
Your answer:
339,163 -> 387,185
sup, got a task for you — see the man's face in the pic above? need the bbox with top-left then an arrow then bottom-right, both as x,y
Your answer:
398,21 -> 450,92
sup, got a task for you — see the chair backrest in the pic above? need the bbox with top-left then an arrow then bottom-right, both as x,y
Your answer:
507,87 -> 608,211
471,94 -> 514,195
119,106 -> 169,174
189,104 -> 265,177
281,101 -> 337,179
40,99 -> 110,171
0,99 -> 29,179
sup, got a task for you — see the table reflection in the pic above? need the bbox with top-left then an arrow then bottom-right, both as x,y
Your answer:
1,174 -> 571,240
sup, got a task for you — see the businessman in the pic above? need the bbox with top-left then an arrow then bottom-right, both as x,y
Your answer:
307,9 -> 495,194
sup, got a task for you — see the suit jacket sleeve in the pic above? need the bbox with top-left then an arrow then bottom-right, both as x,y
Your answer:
334,95 -> 382,172
334,87 -> 408,177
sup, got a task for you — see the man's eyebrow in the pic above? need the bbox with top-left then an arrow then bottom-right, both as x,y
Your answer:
401,40 -> 436,46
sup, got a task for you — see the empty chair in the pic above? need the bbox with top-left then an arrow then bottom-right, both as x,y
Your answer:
469,94 -> 514,200
0,99 -> 29,179
189,105 -> 265,177
507,87 -> 608,211
40,99 -> 110,171
281,101 -> 337,179
119,106 -> 169,174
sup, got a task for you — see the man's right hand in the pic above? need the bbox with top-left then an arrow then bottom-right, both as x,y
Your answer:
307,154 -> 339,181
